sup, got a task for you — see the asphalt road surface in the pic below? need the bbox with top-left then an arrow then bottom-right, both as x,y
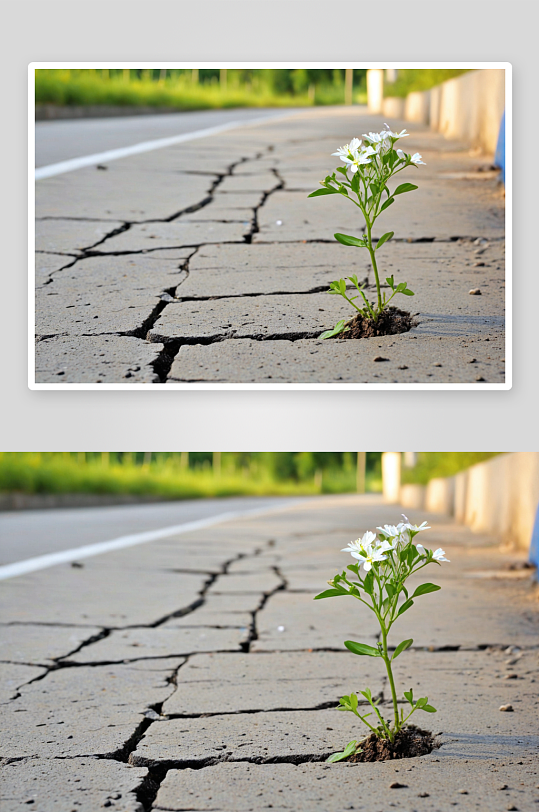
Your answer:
0,497 -> 298,566
35,108 -> 303,167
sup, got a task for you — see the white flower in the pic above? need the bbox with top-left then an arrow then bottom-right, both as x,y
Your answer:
362,130 -> 391,144
377,524 -> 401,538
332,138 -> 362,163
347,149 -> 376,173
416,544 -> 450,562
384,124 -> 409,139
341,530 -> 377,555
400,515 -> 430,533
351,542 -> 389,572
410,152 -> 426,166
396,148 -> 407,161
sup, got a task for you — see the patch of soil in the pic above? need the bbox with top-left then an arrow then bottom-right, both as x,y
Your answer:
338,307 -> 416,339
347,726 -> 438,762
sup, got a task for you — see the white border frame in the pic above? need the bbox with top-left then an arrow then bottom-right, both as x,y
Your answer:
29,62 -> 511,391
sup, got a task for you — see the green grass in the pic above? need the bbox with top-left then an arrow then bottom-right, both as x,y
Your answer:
0,453 -> 381,500
35,69 -> 367,110
384,69 -> 472,99
401,452 -> 503,486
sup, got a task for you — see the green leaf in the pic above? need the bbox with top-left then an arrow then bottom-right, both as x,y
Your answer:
392,638 -> 413,660
314,588 -> 347,600
334,233 -> 365,247
421,704 -> 437,713
401,288 -> 415,296
351,173 -> 360,194
385,275 -> 395,291
319,320 -> 350,340
385,583 -> 396,599
380,197 -> 394,213
363,570 -> 374,595
344,641 -> 381,657
327,740 -> 359,763
415,697 -> 427,709
394,183 -> 418,196
412,583 -> 441,598
308,187 -> 338,197
403,689 -> 414,705
350,692 -> 358,711
397,598 -> 414,617
376,231 -> 394,250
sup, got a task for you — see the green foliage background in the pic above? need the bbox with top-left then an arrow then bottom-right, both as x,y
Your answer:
384,69 -> 470,98
401,452 -> 502,486
0,452 -> 382,498
35,69 -> 368,109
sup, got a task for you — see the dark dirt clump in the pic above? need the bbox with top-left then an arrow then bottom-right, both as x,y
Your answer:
347,726 -> 437,762
338,307 -> 416,339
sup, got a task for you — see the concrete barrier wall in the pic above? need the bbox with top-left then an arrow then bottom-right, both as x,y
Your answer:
425,477 -> 455,515
371,68 -> 506,156
394,453 -> 539,553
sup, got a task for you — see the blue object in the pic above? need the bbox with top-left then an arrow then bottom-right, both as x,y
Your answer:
529,500 -> 539,571
494,110 -> 505,185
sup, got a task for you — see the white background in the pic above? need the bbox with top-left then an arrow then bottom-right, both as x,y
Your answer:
2,0 -> 536,451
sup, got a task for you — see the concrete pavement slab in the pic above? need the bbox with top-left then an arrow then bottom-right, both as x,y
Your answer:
129,708 -> 363,767
255,180 -> 504,242
173,243 -> 365,298
397,576 -> 539,649
98,221 -> 250,253
251,590 -> 380,651
67,626 -> 249,664
181,191 -> 262,221
0,658 -> 183,759
35,252 -> 191,338
206,571 -> 283,594
0,663 -> 47,703
35,219 -> 125,254
0,624 -> 102,666
148,292 -> 345,343
163,593 -> 264,629
163,651 -> 384,715
1,757 -> 147,812
390,649 -> 539,758
154,758 -> 539,812
35,252 -> 77,278
35,336 -> 162,383
34,109 -> 505,384
0,567 -> 206,627
218,173 -> 280,194
3,496 -> 537,808
227,553 -> 281,573
35,165 -> 212,221
167,334 -> 505,384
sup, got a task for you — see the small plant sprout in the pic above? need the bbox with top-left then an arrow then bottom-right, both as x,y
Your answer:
308,125 -> 426,338
315,516 -> 449,762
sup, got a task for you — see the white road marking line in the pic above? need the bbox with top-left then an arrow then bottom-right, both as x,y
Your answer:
0,500 -> 306,581
35,112 -> 296,180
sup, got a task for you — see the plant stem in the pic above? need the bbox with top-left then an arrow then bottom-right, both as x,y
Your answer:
380,627 -> 400,737
365,219 -> 382,316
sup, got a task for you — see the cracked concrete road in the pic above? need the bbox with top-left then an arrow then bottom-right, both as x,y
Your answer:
1,495 -> 538,811
34,107 -> 505,384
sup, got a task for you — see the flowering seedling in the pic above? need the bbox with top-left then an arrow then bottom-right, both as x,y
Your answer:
308,125 -> 426,338
315,516 -> 449,762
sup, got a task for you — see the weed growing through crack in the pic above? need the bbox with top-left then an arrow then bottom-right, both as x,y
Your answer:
308,125 -> 425,339
315,515 -> 449,761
